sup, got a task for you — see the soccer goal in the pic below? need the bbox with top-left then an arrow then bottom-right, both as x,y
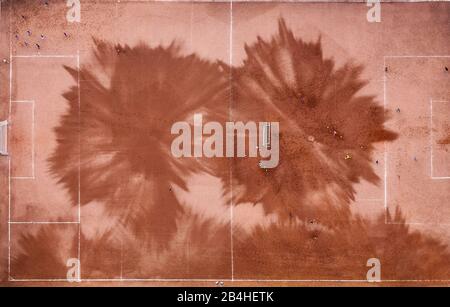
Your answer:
0,120 -> 8,156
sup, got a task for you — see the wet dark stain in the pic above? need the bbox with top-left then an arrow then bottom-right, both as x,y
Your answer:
12,207 -> 450,280
437,126 -> 450,145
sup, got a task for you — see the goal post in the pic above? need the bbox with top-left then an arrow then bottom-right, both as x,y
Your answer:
0,120 -> 8,156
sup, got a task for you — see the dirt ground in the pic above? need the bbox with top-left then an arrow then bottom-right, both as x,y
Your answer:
0,0 -> 449,286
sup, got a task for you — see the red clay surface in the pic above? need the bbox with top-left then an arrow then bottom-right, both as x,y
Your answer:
0,0 -> 449,286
